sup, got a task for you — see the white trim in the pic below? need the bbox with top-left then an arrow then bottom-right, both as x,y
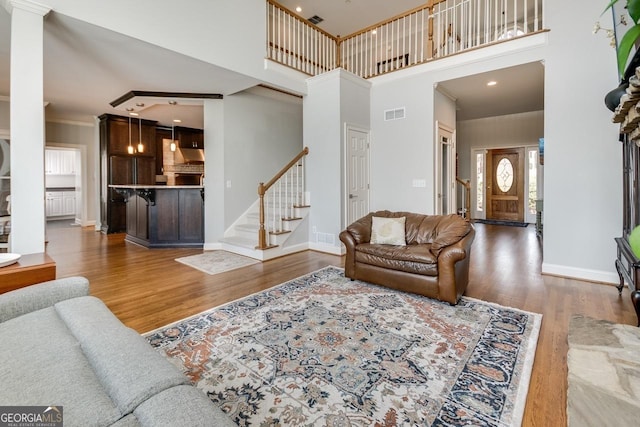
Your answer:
307,67 -> 372,89
4,0 -> 50,16
46,119 -> 96,128
309,241 -> 345,256
541,263 -> 619,285
434,122 -> 456,215
203,242 -> 224,251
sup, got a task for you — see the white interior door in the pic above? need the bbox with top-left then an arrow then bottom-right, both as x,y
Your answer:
436,124 -> 456,215
346,126 -> 370,224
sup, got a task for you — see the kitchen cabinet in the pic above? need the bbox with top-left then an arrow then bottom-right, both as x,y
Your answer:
63,192 -> 76,216
99,114 -> 157,233
111,185 -> 204,248
176,126 -> 204,149
45,192 -> 63,217
45,149 -> 76,175
46,191 -> 75,217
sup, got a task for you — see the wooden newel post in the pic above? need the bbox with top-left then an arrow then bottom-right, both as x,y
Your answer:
258,182 -> 267,249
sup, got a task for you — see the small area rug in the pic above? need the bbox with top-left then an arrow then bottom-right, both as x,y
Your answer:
175,250 -> 259,275
147,266 -> 541,426
474,219 -> 529,227
567,315 -> 640,426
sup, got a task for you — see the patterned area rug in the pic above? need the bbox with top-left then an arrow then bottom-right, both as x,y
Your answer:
175,250 -> 259,275
147,267 -> 541,426
567,315 -> 640,426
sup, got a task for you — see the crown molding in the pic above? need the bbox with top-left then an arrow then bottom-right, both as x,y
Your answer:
4,0 -> 51,16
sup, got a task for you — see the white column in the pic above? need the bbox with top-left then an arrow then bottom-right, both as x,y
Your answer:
7,0 -> 51,255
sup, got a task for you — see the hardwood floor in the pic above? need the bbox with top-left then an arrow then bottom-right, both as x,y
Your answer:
44,220 -> 637,426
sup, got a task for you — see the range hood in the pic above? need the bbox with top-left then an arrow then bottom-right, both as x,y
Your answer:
175,147 -> 205,164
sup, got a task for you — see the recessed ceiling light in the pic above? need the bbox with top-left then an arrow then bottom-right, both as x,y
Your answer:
487,81 -> 497,86
173,119 -> 182,123
295,6 -> 302,12
372,29 -> 377,35
168,100 -> 177,105
129,112 -> 139,116
135,102 -> 145,107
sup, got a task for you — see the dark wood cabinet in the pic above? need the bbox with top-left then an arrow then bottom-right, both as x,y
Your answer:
115,187 -> 204,248
615,134 -> 640,325
176,126 -> 204,149
99,114 -> 157,233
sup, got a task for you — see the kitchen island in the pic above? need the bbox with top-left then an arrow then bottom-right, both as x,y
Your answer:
109,185 -> 203,248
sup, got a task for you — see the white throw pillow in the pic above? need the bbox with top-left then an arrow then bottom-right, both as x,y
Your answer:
370,216 -> 407,246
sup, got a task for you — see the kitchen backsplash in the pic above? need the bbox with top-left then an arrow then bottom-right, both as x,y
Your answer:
46,174 -> 75,188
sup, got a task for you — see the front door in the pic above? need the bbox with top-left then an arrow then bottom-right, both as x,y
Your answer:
486,147 -> 525,221
346,126 -> 370,224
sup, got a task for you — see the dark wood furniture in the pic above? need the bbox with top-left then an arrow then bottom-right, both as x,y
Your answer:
0,253 -> 56,294
111,185 -> 204,248
99,114 -> 157,234
614,134 -> 640,325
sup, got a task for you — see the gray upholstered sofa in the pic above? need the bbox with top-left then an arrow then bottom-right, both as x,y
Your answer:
0,277 -> 235,427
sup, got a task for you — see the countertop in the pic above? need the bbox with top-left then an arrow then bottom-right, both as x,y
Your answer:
46,187 -> 75,192
109,185 -> 204,189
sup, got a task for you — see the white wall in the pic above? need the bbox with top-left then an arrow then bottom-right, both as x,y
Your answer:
305,69 -> 370,254
542,0 -> 621,282
0,100 -> 8,129
457,111 -> 544,182
370,39 -> 548,215
223,87 -> 303,228
203,98 -> 225,246
39,0 -> 266,83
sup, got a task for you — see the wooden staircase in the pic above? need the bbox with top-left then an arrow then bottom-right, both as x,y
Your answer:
221,147 -> 310,260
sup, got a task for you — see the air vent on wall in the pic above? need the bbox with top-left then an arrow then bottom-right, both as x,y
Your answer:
308,15 -> 324,25
384,107 -> 406,121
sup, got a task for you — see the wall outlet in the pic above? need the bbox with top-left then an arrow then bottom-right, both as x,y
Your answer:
412,179 -> 426,188
226,180 -> 232,188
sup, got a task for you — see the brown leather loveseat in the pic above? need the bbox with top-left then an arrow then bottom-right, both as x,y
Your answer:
339,211 -> 475,304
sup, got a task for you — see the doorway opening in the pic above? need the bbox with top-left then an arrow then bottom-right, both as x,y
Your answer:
45,147 -> 82,228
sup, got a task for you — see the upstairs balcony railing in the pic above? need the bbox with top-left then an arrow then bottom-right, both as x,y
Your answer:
266,0 -> 544,79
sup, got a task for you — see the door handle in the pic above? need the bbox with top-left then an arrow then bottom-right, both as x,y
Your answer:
349,194 -> 357,199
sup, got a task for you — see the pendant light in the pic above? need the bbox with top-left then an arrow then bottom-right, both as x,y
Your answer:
170,123 -> 176,152
137,117 -> 144,153
127,116 -> 134,154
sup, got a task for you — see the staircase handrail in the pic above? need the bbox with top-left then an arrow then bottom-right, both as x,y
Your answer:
257,146 -> 309,249
456,177 -> 471,219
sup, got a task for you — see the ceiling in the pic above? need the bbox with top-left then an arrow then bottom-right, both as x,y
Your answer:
0,1 -> 544,128
437,62 -> 545,121
277,0 -> 428,37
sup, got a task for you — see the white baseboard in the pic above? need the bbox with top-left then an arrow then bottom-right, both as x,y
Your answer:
309,242 -> 345,256
203,242 -> 223,251
76,219 -> 96,227
541,263 -> 619,285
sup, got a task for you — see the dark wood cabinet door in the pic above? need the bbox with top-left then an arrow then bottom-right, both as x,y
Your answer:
110,155 -> 133,185
153,190 -> 180,242
135,157 -> 156,185
177,127 -> 204,149
108,119 -> 131,155
179,189 -> 204,241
